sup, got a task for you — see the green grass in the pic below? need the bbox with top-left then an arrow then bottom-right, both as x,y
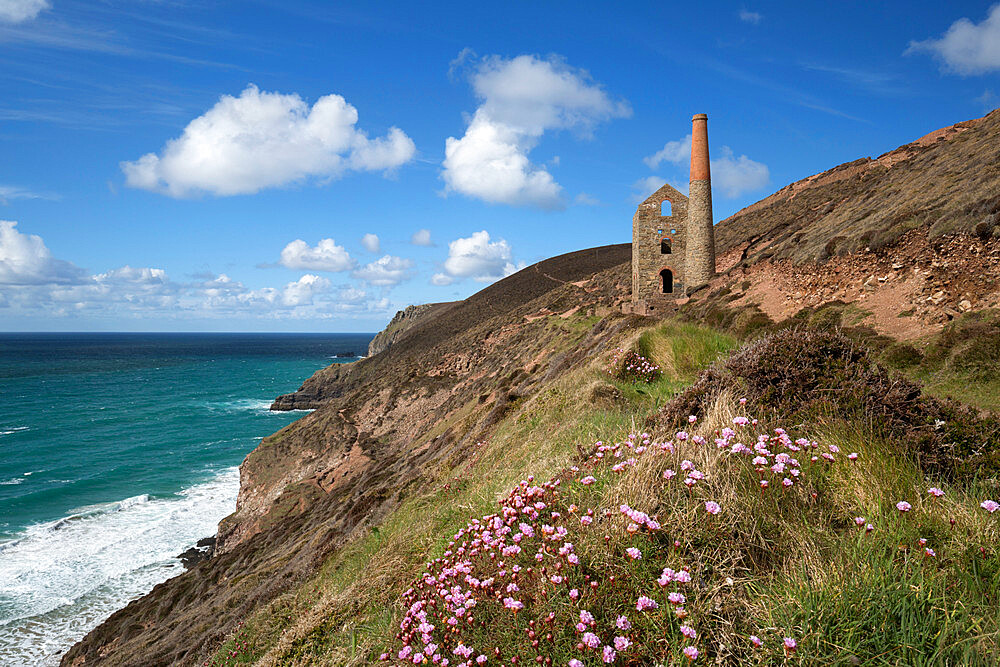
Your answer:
207,319 -> 999,666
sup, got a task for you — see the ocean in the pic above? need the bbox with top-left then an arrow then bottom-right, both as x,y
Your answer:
0,332 -> 371,665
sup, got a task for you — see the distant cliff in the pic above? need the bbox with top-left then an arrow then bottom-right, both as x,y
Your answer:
366,302 -> 454,357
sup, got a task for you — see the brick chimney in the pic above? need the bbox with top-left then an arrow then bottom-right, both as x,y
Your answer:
685,113 -> 715,288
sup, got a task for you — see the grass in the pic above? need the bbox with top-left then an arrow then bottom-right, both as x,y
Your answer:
207,320 -> 998,666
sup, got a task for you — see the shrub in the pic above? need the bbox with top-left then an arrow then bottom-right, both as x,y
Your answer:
607,348 -> 660,383
883,342 -> 923,368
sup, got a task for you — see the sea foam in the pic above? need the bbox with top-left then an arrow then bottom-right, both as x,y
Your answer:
0,468 -> 239,665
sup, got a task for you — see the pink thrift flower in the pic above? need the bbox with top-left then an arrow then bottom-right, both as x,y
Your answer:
570,661 -> 584,667
928,487 -> 944,498
582,632 -> 600,649
614,636 -> 631,651
760,479 -> 769,489
739,397 -> 747,405
615,615 -> 631,630
680,625 -> 696,639
982,500 -> 999,513
925,547 -> 936,557
668,592 -> 686,605
580,610 -> 595,625
918,538 -> 927,546
854,516 -> 866,526
689,415 -> 698,423
865,523 -> 874,533
636,595 -> 658,611
705,501 -> 720,515
602,646 -> 616,663
750,635 -> 763,648
896,501 -> 912,513
626,547 -> 642,560
581,476 -> 596,485
782,478 -> 793,487
783,637 -> 797,653
683,646 -> 699,660
848,452 -> 858,460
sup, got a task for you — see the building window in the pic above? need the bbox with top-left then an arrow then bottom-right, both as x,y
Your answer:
660,239 -> 671,254
660,269 -> 673,294
661,200 -> 672,216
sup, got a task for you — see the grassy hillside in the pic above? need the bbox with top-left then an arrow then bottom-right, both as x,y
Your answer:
206,322 -> 999,666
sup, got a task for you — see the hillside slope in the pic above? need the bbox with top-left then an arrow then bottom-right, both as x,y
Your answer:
63,245 -> 635,666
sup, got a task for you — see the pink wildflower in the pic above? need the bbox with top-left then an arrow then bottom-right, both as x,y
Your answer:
896,501 -> 912,513
680,625 -> 696,639
668,592 -> 686,605
663,469 -> 676,480
683,646 -> 699,660
615,615 -> 631,630
569,588 -> 579,600
602,646 -> 616,663
783,637 -> 797,654
570,661 -> 584,667
925,547 -> 936,557
636,595 -> 658,611
614,636 -> 631,651
582,632 -> 600,649
705,501 -> 720,515
854,516 -> 866,526
750,635 -> 763,648
982,500 -> 999,513
760,479 -> 769,489
848,452 -> 858,460
688,415 -> 698,423
580,476 -> 596,485
928,487 -> 944,498
626,547 -> 642,560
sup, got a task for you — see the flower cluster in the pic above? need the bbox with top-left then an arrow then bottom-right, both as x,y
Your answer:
381,409 -> 825,665
607,348 -> 660,383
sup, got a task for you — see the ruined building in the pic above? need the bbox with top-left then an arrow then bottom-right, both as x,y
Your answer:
631,114 -> 716,314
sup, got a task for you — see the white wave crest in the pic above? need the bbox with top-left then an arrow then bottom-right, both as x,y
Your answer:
0,468 -> 240,665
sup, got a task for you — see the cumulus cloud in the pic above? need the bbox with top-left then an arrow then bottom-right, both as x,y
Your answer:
907,5 -> 1000,75
739,9 -> 762,24
641,135 -> 769,198
361,233 -> 380,253
441,230 -> 523,282
351,255 -> 415,286
0,0 -> 49,23
442,54 -> 630,209
430,272 -> 454,286
0,223 -> 392,321
121,84 -> 416,197
711,146 -> 770,197
644,135 -> 692,169
411,228 -> 433,246
0,220 -> 87,285
279,238 -> 356,272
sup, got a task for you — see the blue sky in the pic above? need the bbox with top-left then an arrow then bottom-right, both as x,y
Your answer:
1,0 -> 998,332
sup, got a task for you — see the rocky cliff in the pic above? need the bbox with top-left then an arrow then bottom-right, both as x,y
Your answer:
366,302 -> 454,357
63,244 -> 635,666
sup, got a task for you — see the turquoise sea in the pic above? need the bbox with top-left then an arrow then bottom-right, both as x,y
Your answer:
0,333 -> 371,665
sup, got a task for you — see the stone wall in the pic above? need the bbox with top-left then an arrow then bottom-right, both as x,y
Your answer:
631,183 -> 688,314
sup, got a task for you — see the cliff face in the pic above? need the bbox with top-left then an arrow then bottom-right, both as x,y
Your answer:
366,302 -> 454,357
63,244 -> 636,666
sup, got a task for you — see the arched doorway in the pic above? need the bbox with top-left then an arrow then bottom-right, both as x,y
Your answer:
660,269 -> 673,294
660,239 -> 671,254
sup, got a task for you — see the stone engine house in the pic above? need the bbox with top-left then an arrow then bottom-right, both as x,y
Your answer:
631,113 -> 716,315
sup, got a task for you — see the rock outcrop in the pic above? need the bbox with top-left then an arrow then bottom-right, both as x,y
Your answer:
366,302 -> 453,357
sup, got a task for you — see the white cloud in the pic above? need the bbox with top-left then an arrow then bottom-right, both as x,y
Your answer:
411,228 -> 433,246
643,135 -> 692,169
641,136 -> 770,198
121,84 -> 416,197
0,223 -> 389,321
361,233 -> 380,253
351,254 -> 414,286
0,0 -> 49,23
739,9 -> 762,24
441,230 -> 523,282
430,272 -> 454,286
442,54 -> 630,209
907,5 -> 1000,75
279,238 -> 356,272
574,192 -> 600,206
0,220 -> 87,285
0,185 -> 56,204
711,146 -> 770,197
279,274 -> 330,307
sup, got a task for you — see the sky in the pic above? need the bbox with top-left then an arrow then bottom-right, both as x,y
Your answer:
1,1 -> 998,332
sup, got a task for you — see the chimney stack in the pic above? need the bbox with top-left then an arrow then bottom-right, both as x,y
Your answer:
686,113 -> 715,288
